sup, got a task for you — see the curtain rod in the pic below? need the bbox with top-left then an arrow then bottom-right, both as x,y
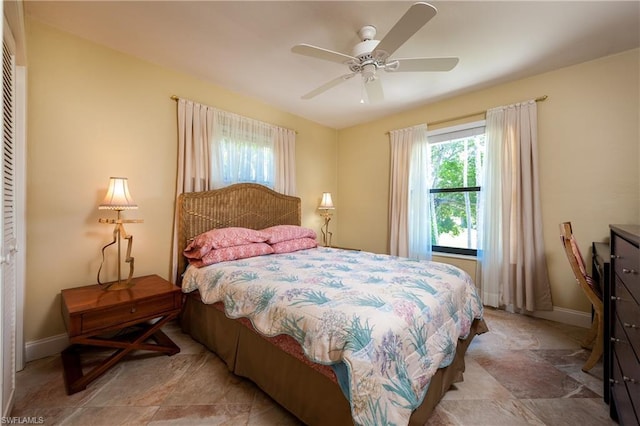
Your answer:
387,95 -> 548,134
170,95 -> 298,134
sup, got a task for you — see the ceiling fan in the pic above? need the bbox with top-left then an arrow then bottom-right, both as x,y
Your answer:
291,2 -> 458,103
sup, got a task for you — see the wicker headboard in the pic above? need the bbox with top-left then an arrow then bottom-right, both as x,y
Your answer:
177,183 -> 301,281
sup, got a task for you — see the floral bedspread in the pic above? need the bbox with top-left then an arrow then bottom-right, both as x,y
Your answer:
182,247 -> 484,426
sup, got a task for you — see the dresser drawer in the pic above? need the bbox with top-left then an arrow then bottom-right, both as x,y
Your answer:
613,315 -> 639,364
80,294 -> 178,336
613,276 -> 640,358
611,353 -> 640,426
613,316 -> 640,415
613,235 -> 639,302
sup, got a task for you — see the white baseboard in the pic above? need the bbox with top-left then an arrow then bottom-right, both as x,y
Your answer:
529,306 -> 592,329
24,333 -> 69,364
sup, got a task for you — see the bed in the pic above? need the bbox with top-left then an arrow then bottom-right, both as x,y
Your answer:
176,183 -> 487,426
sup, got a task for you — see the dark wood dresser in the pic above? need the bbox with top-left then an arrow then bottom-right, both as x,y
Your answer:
608,224 -> 639,425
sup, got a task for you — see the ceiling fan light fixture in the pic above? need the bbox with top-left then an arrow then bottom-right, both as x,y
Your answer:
362,63 -> 377,82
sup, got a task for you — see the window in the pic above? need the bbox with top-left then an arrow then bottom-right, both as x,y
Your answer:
427,121 -> 485,256
212,111 -> 276,188
219,136 -> 274,187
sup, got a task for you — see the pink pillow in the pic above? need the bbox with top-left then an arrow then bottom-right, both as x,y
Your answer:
262,225 -> 317,244
188,243 -> 274,268
184,227 -> 269,259
271,237 -> 318,254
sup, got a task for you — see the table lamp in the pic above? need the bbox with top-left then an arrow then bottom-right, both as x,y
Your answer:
97,177 -> 143,290
318,192 -> 335,247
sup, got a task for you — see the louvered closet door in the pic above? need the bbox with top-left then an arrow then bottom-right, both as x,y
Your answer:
1,34 -> 17,417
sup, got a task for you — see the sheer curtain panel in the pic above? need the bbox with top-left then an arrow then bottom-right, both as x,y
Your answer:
210,109 -> 296,195
211,110 -> 274,189
389,124 -> 431,259
408,126 -> 432,260
478,100 -> 552,311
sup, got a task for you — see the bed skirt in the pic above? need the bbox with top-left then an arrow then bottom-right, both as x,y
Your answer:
180,291 -> 487,425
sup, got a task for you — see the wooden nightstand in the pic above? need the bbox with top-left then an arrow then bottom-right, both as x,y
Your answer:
60,274 -> 182,395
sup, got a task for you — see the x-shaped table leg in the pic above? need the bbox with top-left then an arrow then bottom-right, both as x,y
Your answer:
62,311 -> 180,395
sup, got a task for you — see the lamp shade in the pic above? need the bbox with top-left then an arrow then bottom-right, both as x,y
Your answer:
318,192 -> 335,210
99,177 -> 138,210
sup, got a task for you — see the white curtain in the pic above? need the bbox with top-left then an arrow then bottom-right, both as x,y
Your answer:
478,100 -> 552,311
171,98 -> 214,283
274,127 -> 296,195
211,109 -> 274,189
171,99 -> 296,283
389,124 -> 431,259
210,109 -> 296,195
408,126 -> 432,260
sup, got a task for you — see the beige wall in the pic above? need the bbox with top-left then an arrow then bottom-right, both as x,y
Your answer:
25,19 -> 337,342
336,49 -> 640,314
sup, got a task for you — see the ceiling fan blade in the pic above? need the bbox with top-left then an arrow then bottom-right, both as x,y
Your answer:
301,73 -> 357,100
390,57 -> 459,72
374,2 -> 437,61
292,43 -> 356,65
365,77 -> 384,103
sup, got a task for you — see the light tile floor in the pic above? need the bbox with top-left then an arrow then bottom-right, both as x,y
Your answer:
11,308 -> 615,425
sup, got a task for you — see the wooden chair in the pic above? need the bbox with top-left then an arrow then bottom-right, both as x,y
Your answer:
559,222 -> 604,371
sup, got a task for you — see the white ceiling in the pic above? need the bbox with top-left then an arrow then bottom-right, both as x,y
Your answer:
25,1 -> 640,129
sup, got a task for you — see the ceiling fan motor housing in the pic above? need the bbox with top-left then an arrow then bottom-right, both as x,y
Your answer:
350,28 -> 383,77
352,39 -> 380,60
349,25 -> 393,76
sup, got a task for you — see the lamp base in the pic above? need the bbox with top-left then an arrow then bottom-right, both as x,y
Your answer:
97,213 -> 138,291
100,277 -> 135,291
320,215 -> 333,247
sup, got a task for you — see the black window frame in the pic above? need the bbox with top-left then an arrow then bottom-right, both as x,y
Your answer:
429,186 -> 480,257
426,120 -> 485,257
